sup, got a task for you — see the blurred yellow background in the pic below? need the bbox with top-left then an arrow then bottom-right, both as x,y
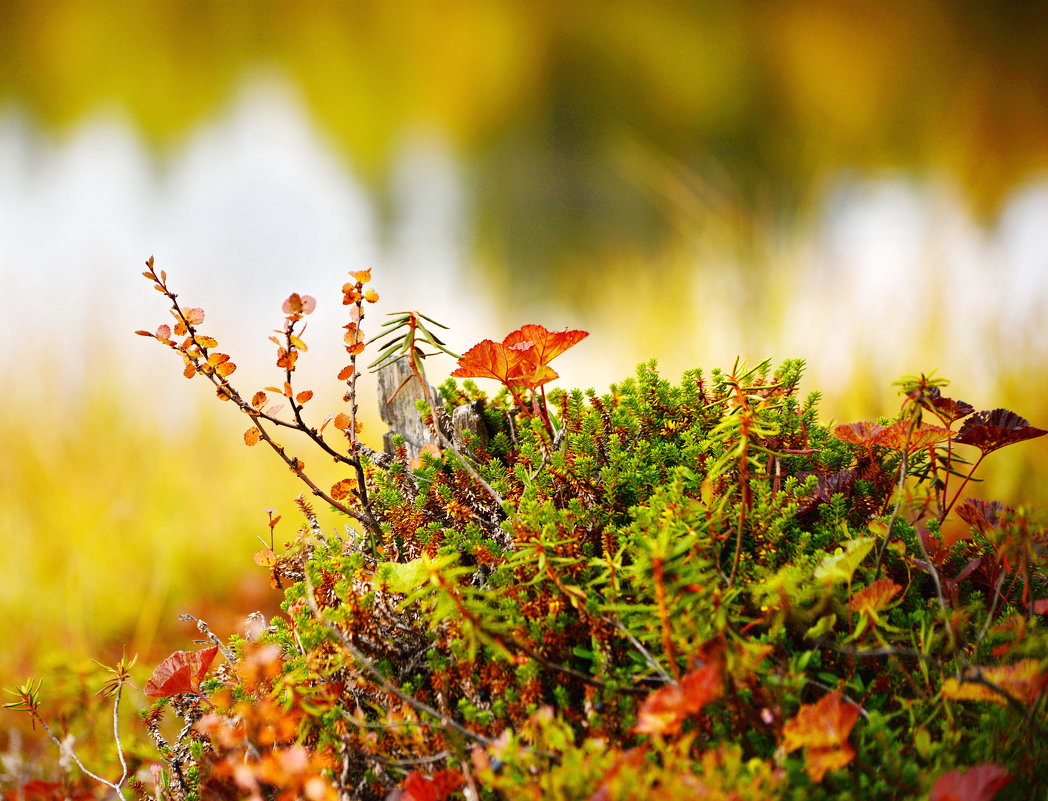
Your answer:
2,0 -> 1047,700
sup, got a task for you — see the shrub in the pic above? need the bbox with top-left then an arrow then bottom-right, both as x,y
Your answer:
4,260 -> 1047,800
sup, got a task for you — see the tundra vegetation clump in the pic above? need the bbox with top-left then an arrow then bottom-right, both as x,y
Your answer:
4,260 -> 1047,801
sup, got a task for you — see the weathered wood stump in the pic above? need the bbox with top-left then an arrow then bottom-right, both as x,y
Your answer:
377,357 -> 489,461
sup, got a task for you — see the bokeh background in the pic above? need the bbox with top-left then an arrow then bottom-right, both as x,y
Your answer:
2,0 -> 1047,705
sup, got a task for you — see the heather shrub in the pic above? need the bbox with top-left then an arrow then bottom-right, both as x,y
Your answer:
4,261 -> 1046,801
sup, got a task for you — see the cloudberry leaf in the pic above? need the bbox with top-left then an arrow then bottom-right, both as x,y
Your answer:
502,323 -> 588,367
930,763 -> 1012,801
955,408 -> 1047,455
144,645 -> 219,698
834,421 -> 886,449
244,427 -> 262,446
956,498 -> 1010,533
873,421 -> 952,452
451,339 -> 532,385
930,394 -> 975,423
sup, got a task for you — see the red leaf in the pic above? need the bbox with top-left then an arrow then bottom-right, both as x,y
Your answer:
156,324 -> 172,340
144,645 -> 219,698
338,365 -> 355,381
955,408 -> 1047,455
930,763 -> 1012,801
930,394 -> 975,424
398,770 -> 463,801
956,498 -> 1011,534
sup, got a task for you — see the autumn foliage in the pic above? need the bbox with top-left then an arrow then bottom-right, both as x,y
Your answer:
3,262 -> 1048,800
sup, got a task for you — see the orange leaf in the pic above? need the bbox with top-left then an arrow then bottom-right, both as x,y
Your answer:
144,645 -> 219,698
251,391 -> 267,409
296,390 -> 314,405
942,659 -> 1048,706
782,692 -> 860,783
338,365 -> 355,381
398,770 -> 463,801
872,421 -> 952,452
633,661 -> 723,736
502,324 -> 589,368
174,321 -> 188,336
253,548 -> 277,567
207,352 -> 230,366
196,335 -> 218,349
333,413 -> 352,431
782,690 -> 860,756
216,361 -> 237,378
849,578 -> 902,616
330,479 -> 357,500
182,363 -> 196,379
451,339 -> 532,385
350,268 -> 372,284
834,422 -> 885,449
363,288 -> 380,303
803,745 -> 856,783
345,341 -> 365,356
244,427 -> 262,446
183,307 -> 205,326
931,763 -> 1012,801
